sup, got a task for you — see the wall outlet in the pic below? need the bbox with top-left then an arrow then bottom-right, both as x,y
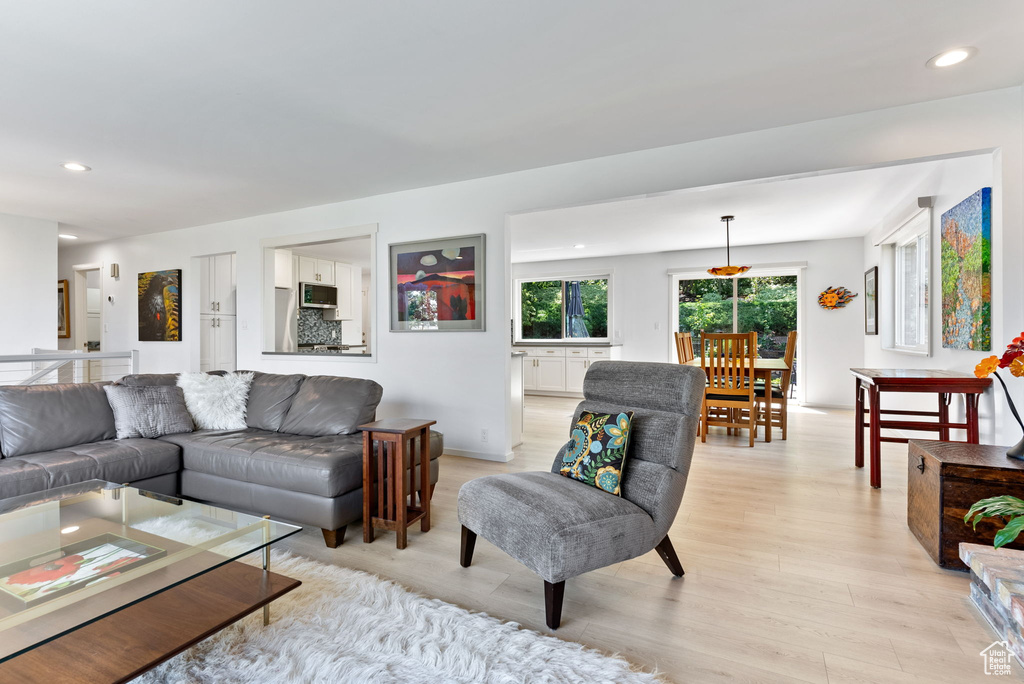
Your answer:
654,321 -> 661,331
331,329 -> 337,339
480,428 -> 489,443
240,319 -> 248,330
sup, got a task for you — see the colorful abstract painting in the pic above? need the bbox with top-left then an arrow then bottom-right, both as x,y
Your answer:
941,188 -> 991,350
390,235 -> 485,332
138,269 -> 181,341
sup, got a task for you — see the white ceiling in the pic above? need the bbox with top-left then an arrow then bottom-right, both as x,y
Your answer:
509,155 -> 991,262
3,1 -> 1023,242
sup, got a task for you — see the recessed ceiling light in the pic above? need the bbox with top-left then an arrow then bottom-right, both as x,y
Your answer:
61,526 -> 80,534
573,244 -> 585,249
927,47 -> 977,68
58,233 -> 78,239
61,162 -> 91,172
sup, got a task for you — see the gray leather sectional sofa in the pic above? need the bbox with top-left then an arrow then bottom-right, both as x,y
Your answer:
0,371 -> 442,547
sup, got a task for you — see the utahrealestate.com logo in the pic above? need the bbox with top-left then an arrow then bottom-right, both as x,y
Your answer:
981,641 -> 1014,676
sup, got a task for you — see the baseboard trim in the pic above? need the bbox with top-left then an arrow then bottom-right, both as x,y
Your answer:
801,402 -> 855,410
525,390 -> 584,398
444,448 -> 514,462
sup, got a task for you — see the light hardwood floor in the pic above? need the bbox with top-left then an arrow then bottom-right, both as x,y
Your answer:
281,395 -> 1013,683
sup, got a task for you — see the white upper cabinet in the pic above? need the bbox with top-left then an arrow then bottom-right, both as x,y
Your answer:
274,249 -> 293,289
316,259 -> 335,286
297,255 -> 335,285
297,256 -> 318,283
199,253 -> 235,315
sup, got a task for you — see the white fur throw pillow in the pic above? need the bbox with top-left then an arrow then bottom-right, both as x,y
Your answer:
176,372 -> 254,430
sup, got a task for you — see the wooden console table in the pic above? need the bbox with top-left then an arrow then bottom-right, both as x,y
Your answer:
359,419 -> 436,549
850,369 -> 991,488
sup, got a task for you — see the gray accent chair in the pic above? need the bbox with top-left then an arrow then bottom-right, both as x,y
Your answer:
457,361 -> 704,629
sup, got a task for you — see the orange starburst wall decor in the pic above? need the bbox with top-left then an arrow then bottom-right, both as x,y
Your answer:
818,286 -> 857,310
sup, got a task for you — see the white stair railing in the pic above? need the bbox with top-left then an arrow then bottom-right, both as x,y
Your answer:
0,350 -> 139,386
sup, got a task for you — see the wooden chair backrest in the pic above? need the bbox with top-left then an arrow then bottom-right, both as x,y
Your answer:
783,330 -> 797,368
700,332 -> 757,399
674,332 -> 695,364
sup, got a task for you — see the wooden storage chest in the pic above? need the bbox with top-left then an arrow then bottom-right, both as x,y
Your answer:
908,440 -> 1024,571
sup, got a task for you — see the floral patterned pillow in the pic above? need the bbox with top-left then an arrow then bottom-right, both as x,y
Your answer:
559,410 -> 634,495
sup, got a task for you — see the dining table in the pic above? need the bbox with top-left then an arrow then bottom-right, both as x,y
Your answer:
684,357 -> 790,442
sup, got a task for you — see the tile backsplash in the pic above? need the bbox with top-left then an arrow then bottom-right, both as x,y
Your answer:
298,307 -> 344,344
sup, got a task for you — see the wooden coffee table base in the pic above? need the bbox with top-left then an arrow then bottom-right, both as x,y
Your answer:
0,561 -> 300,684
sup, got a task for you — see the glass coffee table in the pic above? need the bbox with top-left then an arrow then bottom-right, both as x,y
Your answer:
0,480 -> 301,679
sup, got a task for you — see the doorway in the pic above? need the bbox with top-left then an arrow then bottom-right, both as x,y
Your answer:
73,265 -> 103,381
674,270 -> 800,396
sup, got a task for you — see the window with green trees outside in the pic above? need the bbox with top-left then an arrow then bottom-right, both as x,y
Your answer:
678,275 -> 797,360
519,278 -> 609,340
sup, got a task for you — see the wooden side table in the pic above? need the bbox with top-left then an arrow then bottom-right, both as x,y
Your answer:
850,368 -> 991,488
359,419 -> 436,549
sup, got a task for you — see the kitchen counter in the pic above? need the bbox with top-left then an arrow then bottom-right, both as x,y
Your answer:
263,351 -> 372,357
513,342 -> 621,347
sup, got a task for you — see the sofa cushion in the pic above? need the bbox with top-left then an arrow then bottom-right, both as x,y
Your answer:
161,429 -> 364,498
242,371 -> 306,432
279,376 -> 383,436
162,428 -> 444,499
0,383 -> 116,458
0,439 -> 180,498
103,385 -> 194,439
177,372 -> 253,430
458,471 -> 656,584
116,373 -> 180,387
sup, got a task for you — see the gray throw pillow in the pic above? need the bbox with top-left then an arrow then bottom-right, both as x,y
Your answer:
103,385 -> 194,439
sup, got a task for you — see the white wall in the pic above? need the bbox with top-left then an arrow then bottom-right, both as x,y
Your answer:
56,86 -> 1023,455
863,152 -> 1010,442
512,237 -> 864,408
0,213 -> 57,355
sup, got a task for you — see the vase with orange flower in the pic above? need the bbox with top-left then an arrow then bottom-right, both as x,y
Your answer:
974,332 -> 1024,459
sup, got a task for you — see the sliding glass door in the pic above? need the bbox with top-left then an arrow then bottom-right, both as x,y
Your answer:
678,274 -> 797,359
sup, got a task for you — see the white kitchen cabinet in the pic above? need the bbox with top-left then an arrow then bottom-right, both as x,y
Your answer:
513,345 -> 621,395
199,254 -> 236,315
317,259 -> 335,286
323,261 -> 358,323
274,249 -> 293,289
297,256 -> 318,284
564,357 -> 589,393
523,355 -> 539,390
297,256 -> 336,285
536,358 -> 566,392
200,314 -> 236,372
333,262 -> 352,317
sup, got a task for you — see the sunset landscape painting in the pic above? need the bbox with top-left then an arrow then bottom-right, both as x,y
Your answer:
390,235 -> 485,332
941,187 -> 991,350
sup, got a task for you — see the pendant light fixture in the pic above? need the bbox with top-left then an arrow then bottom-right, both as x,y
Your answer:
707,215 -> 750,277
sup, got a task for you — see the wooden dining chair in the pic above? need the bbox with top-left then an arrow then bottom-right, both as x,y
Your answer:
700,332 -> 758,447
674,331 -> 695,364
755,330 -> 797,440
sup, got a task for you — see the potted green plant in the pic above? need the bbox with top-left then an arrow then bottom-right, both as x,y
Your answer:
965,495 -> 1024,548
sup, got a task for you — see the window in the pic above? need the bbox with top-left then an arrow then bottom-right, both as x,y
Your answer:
885,210 -> 930,354
677,275 -> 797,359
517,277 -> 609,341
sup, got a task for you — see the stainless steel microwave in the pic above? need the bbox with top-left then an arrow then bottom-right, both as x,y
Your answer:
300,282 -> 338,308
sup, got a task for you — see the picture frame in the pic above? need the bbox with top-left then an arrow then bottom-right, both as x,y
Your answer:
389,234 -> 485,332
138,269 -> 182,341
0,533 -> 165,608
57,279 -> 70,339
864,266 -> 878,335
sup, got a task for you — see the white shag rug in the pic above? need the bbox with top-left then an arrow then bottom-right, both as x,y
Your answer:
130,517 -> 663,684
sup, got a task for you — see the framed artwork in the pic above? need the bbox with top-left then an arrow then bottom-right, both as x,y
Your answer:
0,533 -> 165,608
941,187 -> 991,350
864,267 -> 878,335
57,279 -> 70,339
138,269 -> 182,341
389,234 -> 485,332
